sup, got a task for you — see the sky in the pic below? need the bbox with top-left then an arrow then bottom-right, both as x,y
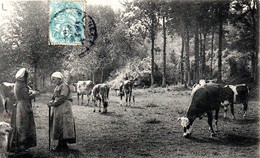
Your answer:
86,0 -> 125,12
0,0 -> 128,26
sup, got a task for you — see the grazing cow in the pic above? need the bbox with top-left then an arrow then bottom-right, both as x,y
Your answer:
178,84 -> 224,138
73,80 -> 94,106
0,82 -> 39,114
119,80 -> 135,108
191,79 -> 217,97
91,83 -> 109,113
221,84 -> 249,119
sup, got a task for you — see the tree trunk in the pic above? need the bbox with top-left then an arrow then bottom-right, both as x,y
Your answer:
194,21 -> 199,83
101,67 -> 104,83
92,71 -> 95,84
33,62 -> 37,90
150,21 -> 155,86
218,7 -> 223,82
211,27 -> 215,78
199,31 -> 203,78
42,75 -> 45,88
251,0 -> 258,83
162,15 -> 167,87
202,33 -> 207,78
185,23 -> 191,86
180,30 -> 185,84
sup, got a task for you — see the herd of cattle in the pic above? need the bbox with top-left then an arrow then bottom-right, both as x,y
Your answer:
178,79 -> 249,138
0,79 -> 250,138
0,79 -> 135,115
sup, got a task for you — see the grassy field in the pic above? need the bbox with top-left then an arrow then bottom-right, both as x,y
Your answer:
1,86 -> 259,158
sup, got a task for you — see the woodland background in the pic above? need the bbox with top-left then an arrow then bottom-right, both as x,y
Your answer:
0,0 -> 258,91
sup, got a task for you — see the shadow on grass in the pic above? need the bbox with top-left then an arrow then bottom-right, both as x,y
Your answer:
100,111 -> 123,118
8,148 -> 84,158
52,149 -> 84,158
234,117 -> 259,125
188,133 -> 259,147
220,116 -> 259,125
128,106 -> 145,109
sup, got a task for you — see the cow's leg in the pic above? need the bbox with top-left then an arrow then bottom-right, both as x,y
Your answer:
207,111 -> 216,137
87,95 -> 90,106
3,99 -> 8,114
215,108 -> 220,132
133,95 -> 135,105
120,94 -> 123,106
81,94 -> 84,106
99,98 -> 102,113
243,101 -> 248,118
224,105 -> 228,119
93,98 -> 96,112
125,93 -> 129,107
77,93 -> 80,106
129,91 -> 132,107
103,100 -> 108,113
230,103 -> 236,120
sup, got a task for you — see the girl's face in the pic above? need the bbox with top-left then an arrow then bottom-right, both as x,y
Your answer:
51,77 -> 61,85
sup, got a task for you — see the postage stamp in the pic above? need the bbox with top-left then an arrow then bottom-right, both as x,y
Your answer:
49,1 -> 86,45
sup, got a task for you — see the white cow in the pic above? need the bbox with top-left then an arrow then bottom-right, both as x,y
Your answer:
73,80 -> 94,106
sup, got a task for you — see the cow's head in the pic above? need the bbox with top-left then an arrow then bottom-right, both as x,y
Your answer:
177,117 -> 193,138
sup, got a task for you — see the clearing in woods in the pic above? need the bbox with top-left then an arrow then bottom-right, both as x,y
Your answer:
0,87 -> 259,158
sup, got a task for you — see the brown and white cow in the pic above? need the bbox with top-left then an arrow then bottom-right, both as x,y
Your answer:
119,80 -> 135,109
178,84 -> 224,138
73,80 -> 94,106
91,83 -> 110,113
221,84 -> 249,119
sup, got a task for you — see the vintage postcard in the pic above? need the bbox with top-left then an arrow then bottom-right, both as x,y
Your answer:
0,0 -> 258,158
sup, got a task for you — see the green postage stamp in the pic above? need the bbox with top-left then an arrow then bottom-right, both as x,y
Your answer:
49,0 -> 86,45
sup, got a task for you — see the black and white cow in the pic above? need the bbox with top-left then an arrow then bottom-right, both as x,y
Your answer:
92,83 -> 110,113
191,79 -> 217,97
221,84 -> 249,119
119,80 -> 135,108
178,84 -> 224,138
73,80 -> 94,106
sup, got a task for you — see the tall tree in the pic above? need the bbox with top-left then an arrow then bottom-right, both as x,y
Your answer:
123,0 -> 160,86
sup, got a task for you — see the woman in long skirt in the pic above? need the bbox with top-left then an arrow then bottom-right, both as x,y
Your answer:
8,68 -> 37,153
48,72 -> 76,152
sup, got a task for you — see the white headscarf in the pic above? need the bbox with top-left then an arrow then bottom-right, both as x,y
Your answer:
15,68 -> 27,80
51,72 -> 64,79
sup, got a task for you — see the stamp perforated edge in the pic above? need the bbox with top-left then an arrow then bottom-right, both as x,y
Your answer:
48,0 -> 87,46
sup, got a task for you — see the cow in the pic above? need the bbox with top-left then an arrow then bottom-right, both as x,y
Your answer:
191,79 -> 217,97
178,84 -> 224,138
0,82 -> 39,114
0,82 -> 15,114
73,80 -> 94,106
91,83 -> 110,113
221,84 -> 249,119
119,80 -> 135,109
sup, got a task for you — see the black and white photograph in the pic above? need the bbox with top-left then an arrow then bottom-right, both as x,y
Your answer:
0,0 -> 259,157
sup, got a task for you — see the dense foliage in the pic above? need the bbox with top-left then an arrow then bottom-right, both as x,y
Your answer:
0,0 -> 258,89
